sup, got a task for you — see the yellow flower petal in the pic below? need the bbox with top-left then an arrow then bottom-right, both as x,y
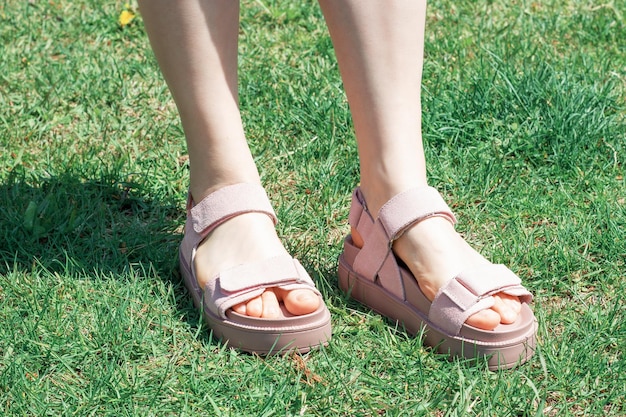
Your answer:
119,10 -> 135,27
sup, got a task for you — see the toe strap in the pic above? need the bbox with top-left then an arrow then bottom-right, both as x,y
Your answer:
429,264 -> 533,335
204,255 -> 319,319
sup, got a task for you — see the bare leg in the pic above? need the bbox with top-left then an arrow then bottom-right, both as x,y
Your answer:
138,0 -> 318,317
319,0 -> 521,329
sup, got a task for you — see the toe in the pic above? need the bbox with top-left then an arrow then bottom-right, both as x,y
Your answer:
492,294 -> 521,324
261,289 -> 280,318
232,302 -> 246,315
245,295 -> 264,318
466,308 -> 501,330
501,293 -> 522,314
278,288 -> 320,316
466,293 -> 522,329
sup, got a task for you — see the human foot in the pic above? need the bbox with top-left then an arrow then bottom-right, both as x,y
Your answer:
179,183 -> 332,354
352,187 -> 522,331
194,211 -> 320,318
338,186 -> 535,368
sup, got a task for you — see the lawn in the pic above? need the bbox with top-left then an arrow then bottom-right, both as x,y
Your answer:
0,0 -> 624,415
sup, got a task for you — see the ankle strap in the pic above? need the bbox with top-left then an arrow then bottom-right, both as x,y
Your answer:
189,183 -> 277,238
377,186 -> 456,239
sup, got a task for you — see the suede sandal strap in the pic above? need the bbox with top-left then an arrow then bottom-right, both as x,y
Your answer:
429,264 -> 533,335
181,183 -> 278,253
378,186 -> 457,239
205,255 -> 319,319
189,183 -> 277,237
352,186 -> 457,298
349,188 -> 374,238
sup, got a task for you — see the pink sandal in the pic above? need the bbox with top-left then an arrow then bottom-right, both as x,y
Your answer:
338,186 -> 537,369
179,183 -> 332,354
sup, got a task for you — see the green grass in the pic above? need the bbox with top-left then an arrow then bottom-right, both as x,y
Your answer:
1,0 -> 625,415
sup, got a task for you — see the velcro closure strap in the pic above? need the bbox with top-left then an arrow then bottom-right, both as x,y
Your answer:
456,264 -> 524,298
206,256 -> 317,319
190,183 -> 277,237
378,186 -> 457,240
219,256 -> 311,292
429,264 -> 532,335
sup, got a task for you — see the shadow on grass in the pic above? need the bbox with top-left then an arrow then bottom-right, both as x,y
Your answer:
0,170 -> 181,276
0,169 -> 209,329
